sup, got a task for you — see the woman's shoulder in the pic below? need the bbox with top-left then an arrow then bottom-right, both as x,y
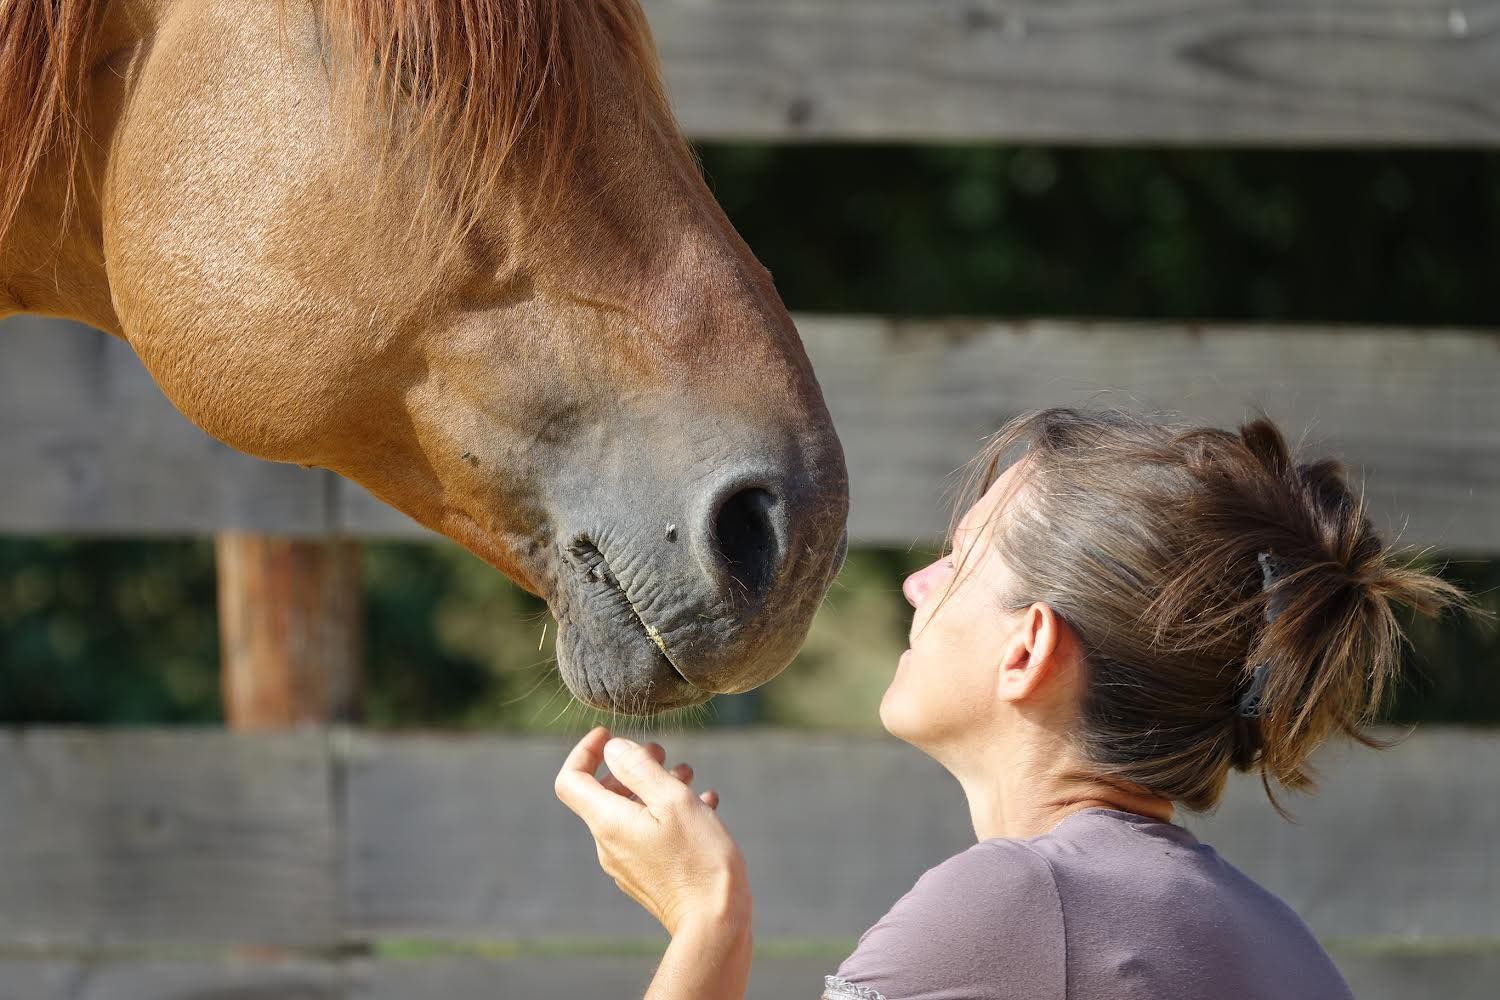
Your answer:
922,833 -> 1063,896
827,837 -> 1066,1000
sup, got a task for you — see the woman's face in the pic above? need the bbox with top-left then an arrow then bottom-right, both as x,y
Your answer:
880,466 -> 1025,752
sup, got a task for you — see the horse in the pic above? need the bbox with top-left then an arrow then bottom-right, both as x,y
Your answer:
0,0 -> 849,714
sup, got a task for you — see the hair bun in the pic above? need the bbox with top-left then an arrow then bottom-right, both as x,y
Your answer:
958,407 -> 1470,812
1226,419 -> 1468,796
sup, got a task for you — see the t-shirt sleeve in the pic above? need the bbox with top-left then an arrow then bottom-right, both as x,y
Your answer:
822,839 -> 1066,1000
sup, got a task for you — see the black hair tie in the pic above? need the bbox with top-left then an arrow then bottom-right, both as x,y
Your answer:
1238,552 -> 1290,720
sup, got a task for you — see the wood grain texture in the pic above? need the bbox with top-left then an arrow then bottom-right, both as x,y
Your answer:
0,731 -> 338,950
347,317 -> 1500,552
0,317 -> 336,536
5,317 -> 1499,550
797,316 -> 1500,551
1187,727 -> 1500,941
0,958 -> 347,1000
351,952 -> 1500,1000
217,536 -> 365,729
342,728 -> 1500,943
3,951 -> 1496,1000
0,729 -> 1492,955
340,731 -> 971,941
644,0 -> 1500,144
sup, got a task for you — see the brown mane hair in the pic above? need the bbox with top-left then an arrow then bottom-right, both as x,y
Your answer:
317,0 -> 679,244
0,0 -> 103,249
0,0 -> 677,252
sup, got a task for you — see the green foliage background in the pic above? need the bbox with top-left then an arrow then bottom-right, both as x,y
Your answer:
1,147 -> 1496,727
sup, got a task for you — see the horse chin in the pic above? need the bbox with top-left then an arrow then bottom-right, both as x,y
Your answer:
552,595 -> 713,715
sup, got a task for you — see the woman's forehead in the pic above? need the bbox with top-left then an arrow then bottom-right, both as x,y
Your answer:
956,463 -> 1021,545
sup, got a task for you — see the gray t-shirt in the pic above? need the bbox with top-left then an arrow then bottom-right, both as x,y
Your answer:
824,808 -> 1351,1000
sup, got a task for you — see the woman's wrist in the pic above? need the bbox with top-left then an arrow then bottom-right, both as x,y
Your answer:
648,906 -> 754,1000
670,870 -> 752,936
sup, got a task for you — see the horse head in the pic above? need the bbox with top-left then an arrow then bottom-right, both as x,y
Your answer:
1,0 -> 848,713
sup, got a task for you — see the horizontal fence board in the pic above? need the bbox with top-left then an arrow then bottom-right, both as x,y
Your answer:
0,958 -> 346,1000
344,728 -> 1500,944
1185,728 -> 1500,940
1332,948 -> 1500,1000
3,953 -> 1497,1000
798,317 -> 1500,551
0,729 -> 1492,960
0,731 -> 339,950
342,731 -> 972,941
7,316 -> 1496,551
355,956 -> 679,1000
356,952 -> 1500,1000
645,0 -> 1500,145
0,318 -> 336,536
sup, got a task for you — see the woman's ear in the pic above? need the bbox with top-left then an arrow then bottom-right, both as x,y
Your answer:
996,602 -> 1066,703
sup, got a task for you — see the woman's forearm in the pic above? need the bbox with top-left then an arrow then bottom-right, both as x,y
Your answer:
645,910 -> 753,1000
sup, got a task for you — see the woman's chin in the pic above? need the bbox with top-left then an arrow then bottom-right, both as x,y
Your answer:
878,657 -> 916,740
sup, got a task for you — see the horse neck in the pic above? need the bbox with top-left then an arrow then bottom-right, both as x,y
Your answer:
1,0 -> 174,333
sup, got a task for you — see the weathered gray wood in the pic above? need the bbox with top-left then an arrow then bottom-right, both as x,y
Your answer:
0,731 -> 339,950
353,956 -> 661,1000
0,959 -> 80,1000
1186,727 -> 1500,941
0,958 -> 348,1000
357,952 -> 1500,1000
7,317 -> 1499,550
342,730 -> 970,941
796,317 -> 1500,552
343,728 -> 1500,943
4,951 -> 1496,1000
300,318 -> 1500,553
645,0 -> 1500,144
353,955 -> 837,1000
0,317 -> 337,536
349,318 -> 1500,549
1331,947 -> 1500,1000
0,729 -> 1492,959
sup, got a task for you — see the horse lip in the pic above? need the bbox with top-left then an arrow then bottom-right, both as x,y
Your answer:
566,537 -> 696,690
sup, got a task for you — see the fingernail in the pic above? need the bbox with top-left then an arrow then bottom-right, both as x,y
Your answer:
604,737 -> 635,761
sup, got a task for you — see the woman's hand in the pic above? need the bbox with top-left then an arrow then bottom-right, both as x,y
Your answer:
554,726 -> 750,936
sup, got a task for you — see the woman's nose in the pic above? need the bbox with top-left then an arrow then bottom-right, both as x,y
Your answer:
903,559 -> 947,609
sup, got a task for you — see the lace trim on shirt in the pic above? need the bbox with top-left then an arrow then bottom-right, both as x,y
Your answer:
823,975 -> 888,1000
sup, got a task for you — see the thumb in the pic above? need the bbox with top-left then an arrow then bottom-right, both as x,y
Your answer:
604,737 -> 690,810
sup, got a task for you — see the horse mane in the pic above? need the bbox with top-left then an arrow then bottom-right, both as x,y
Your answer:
0,0 -> 677,252
0,0 -> 103,250
320,0 -> 679,239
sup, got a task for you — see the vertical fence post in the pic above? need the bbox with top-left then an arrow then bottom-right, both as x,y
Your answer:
215,534 -> 363,728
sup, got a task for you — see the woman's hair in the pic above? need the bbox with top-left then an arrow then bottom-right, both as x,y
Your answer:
953,407 -> 1467,812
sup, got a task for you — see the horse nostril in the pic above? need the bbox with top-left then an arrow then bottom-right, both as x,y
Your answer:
710,486 -> 778,601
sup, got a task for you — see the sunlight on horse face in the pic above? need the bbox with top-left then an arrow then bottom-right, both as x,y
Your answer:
30,0 -> 849,713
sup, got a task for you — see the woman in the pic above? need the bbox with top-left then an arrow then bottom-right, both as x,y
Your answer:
554,407 -> 1463,999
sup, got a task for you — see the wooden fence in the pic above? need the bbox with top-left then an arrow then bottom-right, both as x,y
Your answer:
645,0 -> 1500,145
3,3 -> 1500,995
5,1 -> 1500,549
5,316 -> 1499,550
0,728 -> 1495,998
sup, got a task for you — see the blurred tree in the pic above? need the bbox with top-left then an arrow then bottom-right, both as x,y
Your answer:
699,146 -> 1500,325
0,539 -> 220,722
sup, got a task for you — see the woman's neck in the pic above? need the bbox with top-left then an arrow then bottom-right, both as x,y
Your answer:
951,735 -> 1174,842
